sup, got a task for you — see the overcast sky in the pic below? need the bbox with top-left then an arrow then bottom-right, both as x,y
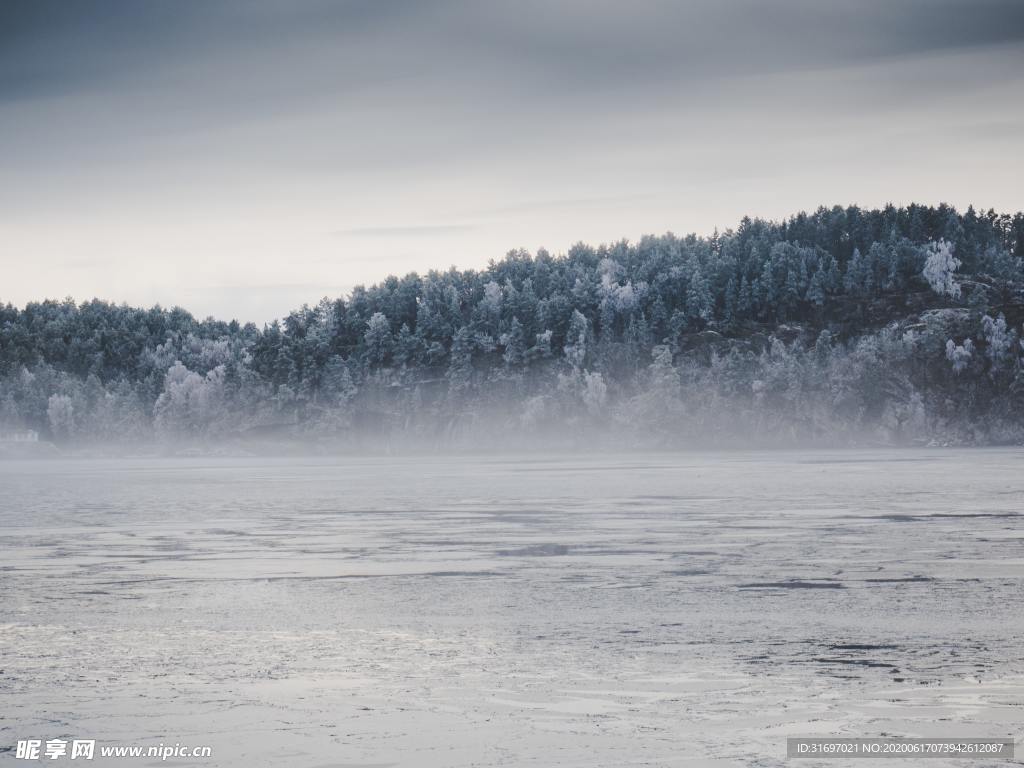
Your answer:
2,0 -> 1022,323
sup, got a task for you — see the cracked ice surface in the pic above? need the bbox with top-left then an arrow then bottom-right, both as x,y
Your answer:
1,450 -> 1022,766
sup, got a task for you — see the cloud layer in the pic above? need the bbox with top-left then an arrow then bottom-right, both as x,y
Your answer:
2,0 -> 1022,322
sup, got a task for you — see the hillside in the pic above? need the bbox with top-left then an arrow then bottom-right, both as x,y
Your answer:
2,203 -> 1024,450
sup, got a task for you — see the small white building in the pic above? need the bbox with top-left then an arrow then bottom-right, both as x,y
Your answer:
0,429 -> 39,443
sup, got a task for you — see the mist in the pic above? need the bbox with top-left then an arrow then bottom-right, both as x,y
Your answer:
3,203 -> 1023,458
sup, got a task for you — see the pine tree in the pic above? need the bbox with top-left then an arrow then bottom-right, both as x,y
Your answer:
501,317 -> 525,368
564,310 -> 590,370
446,327 -> 474,398
364,312 -> 393,366
806,267 -> 826,306
686,267 -> 713,321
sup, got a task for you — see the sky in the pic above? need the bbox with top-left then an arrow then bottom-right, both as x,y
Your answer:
2,0 -> 1023,324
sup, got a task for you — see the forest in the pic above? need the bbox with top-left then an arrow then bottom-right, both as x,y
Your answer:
2,203 -> 1024,450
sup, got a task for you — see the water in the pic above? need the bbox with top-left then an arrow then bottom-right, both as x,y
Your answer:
1,451 -> 1022,766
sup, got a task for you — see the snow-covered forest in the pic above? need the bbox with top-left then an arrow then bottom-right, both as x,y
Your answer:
3,204 -> 1024,449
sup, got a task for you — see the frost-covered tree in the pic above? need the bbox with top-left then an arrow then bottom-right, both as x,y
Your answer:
526,329 -> 553,362
686,268 -> 713,321
46,394 -> 75,439
563,310 -> 590,371
980,314 -> 1015,370
446,327 -> 474,399
923,240 -> 961,298
844,248 -> 872,296
477,281 -> 503,334
501,317 -> 526,368
394,323 -> 419,367
364,312 -> 393,366
153,362 -> 226,441
737,276 -> 753,317
322,356 -> 357,405
806,267 -> 827,306
945,338 -> 973,374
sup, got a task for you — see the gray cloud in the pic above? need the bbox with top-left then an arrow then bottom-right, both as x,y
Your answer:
3,0 -> 1021,102
1,1 -> 1022,322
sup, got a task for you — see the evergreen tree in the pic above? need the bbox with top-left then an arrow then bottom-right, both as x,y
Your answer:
364,312 -> 393,366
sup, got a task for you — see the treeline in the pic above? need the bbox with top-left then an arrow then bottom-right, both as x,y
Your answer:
2,203 -> 1024,450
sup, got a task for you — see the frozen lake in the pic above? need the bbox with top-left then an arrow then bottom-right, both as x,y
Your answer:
1,451 -> 1022,766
